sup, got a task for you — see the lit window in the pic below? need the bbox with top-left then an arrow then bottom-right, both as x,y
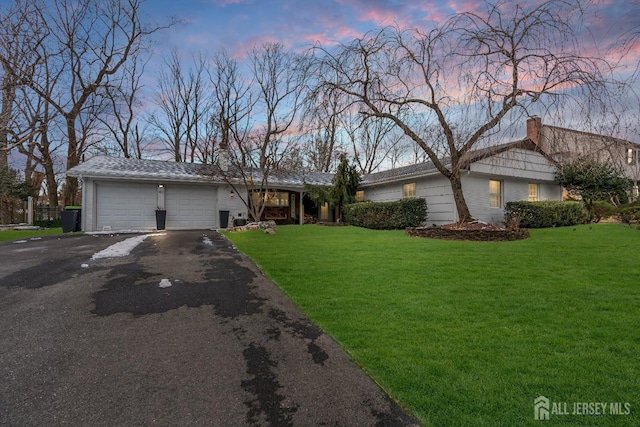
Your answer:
252,191 -> 289,207
528,183 -> 539,202
356,190 -> 365,202
402,183 -> 416,198
489,180 -> 502,208
320,202 -> 330,221
627,148 -> 635,165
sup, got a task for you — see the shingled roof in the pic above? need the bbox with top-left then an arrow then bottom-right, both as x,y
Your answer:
68,139 -> 551,189
361,139 -> 550,186
67,156 -> 334,188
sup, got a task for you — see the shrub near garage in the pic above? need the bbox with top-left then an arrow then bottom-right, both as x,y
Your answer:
504,201 -> 585,228
344,198 -> 427,229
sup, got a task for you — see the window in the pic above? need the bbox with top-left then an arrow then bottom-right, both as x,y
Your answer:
489,180 -> 502,208
320,202 -> 330,221
627,148 -> 637,165
356,190 -> 365,202
528,183 -> 539,202
252,191 -> 289,207
402,183 -> 416,198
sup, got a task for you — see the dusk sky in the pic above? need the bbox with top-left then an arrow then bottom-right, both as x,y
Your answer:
142,0 -> 640,65
134,0 -> 640,145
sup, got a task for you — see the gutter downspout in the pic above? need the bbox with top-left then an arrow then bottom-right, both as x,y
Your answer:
78,174 -> 85,231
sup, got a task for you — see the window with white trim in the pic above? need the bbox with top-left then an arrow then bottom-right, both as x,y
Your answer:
402,183 -> 416,198
528,183 -> 539,202
489,180 -> 502,208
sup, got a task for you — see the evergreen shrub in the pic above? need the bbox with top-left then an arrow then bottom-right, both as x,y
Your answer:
344,198 -> 427,229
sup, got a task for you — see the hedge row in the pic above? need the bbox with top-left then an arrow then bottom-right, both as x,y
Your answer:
343,198 -> 428,229
504,201 -> 585,228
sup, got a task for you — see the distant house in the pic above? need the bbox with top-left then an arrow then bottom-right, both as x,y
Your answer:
526,116 -> 640,198
359,139 -> 562,225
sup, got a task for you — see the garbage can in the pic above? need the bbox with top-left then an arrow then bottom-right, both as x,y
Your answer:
61,206 -> 82,233
155,210 -> 167,230
219,210 -> 230,228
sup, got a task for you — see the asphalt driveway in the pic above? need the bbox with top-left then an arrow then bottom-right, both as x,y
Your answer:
0,231 -> 417,426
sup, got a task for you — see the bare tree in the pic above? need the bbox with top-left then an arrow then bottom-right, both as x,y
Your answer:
314,0 -> 612,222
249,43 -> 307,170
210,43 -> 309,221
15,87 -> 63,208
148,50 -> 189,161
342,112 -> 404,174
13,0 -> 171,206
301,80 -> 345,172
148,50 -> 212,163
100,51 -> 149,159
208,49 -> 256,217
0,0 -> 45,171
184,53 -> 214,164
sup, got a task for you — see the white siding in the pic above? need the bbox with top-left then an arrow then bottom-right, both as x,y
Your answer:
463,175 -> 563,225
216,185 -> 249,225
361,148 -> 562,226
362,175 -> 456,225
469,149 -> 557,180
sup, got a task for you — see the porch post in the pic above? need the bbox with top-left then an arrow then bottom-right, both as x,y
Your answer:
27,196 -> 34,225
299,190 -> 304,224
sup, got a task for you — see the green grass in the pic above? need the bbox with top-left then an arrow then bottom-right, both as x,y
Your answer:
225,224 -> 640,426
0,227 -> 64,242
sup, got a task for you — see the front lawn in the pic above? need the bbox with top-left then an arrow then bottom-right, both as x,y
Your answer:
225,224 -> 640,426
0,228 -> 63,242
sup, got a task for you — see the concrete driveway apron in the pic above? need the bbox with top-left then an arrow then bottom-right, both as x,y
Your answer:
0,231 -> 417,426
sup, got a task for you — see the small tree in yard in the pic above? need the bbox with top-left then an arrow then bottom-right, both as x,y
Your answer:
305,153 -> 361,221
332,153 -> 361,221
555,157 -> 631,222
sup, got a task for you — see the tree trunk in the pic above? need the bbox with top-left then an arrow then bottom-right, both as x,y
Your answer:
449,171 -> 472,223
64,116 -> 81,206
0,71 -> 16,171
39,132 -> 59,208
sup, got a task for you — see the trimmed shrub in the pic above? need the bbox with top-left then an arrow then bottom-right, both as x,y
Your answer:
504,201 -> 585,228
591,200 -> 617,223
616,201 -> 640,224
344,198 -> 427,229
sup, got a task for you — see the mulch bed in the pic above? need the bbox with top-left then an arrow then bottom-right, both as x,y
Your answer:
406,222 -> 529,241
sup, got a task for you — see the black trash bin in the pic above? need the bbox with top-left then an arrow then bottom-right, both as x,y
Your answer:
155,210 -> 167,230
219,210 -> 230,228
61,206 -> 82,233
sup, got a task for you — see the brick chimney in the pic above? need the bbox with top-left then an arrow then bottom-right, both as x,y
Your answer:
527,116 -> 542,147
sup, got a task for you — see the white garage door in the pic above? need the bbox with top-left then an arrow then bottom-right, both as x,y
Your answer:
165,184 -> 217,229
96,182 -> 157,231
